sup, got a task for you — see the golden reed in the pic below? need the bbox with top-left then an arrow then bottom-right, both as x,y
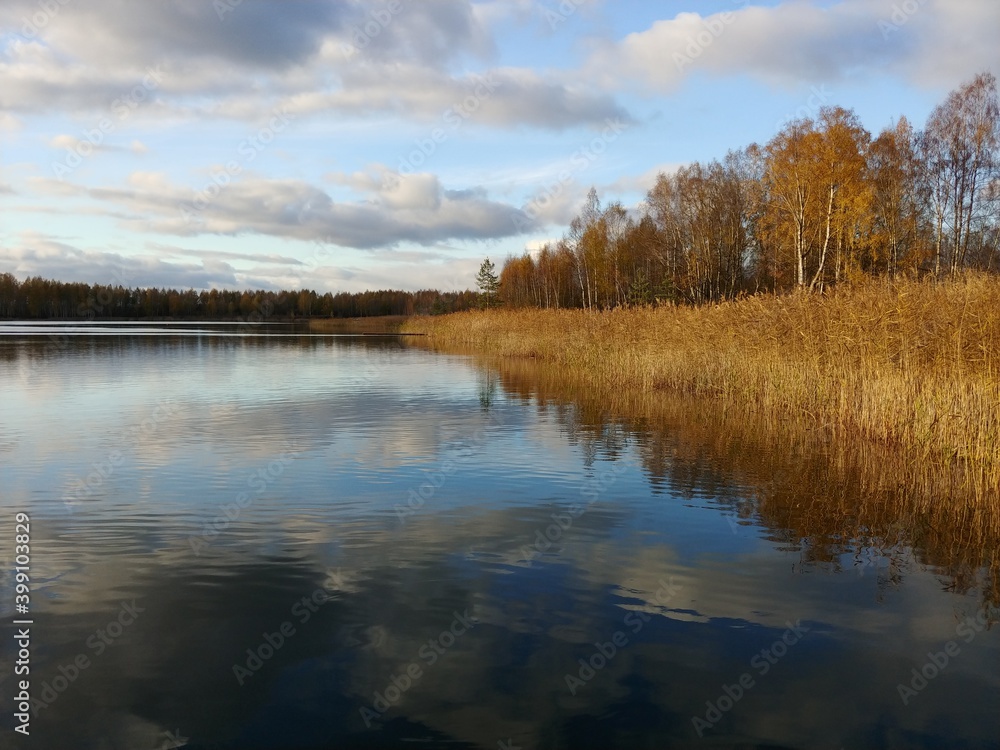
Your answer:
404,275 -> 1000,498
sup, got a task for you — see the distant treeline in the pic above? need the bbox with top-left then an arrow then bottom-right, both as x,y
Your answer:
500,72 -> 1000,308
0,273 -> 480,320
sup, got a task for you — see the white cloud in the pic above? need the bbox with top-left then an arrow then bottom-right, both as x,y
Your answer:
0,233 -> 240,290
39,169 -> 540,248
147,243 -> 305,267
258,64 -> 628,131
0,232 -> 484,294
0,0 -> 627,130
47,134 -> 79,150
47,133 -> 133,155
524,238 -> 560,256
584,0 -> 1000,93
606,163 -> 685,195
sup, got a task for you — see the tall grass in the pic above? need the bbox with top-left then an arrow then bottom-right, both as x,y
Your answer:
403,274 -> 1000,507
483,356 -> 1000,607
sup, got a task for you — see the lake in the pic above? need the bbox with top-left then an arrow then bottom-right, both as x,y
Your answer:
1,326 -> 997,750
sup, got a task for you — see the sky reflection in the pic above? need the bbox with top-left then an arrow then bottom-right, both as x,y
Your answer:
0,334 -> 996,749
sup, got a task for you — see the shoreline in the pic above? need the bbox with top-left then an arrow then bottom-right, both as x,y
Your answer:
461,353 -> 1000,607
402,275 -> 1000,509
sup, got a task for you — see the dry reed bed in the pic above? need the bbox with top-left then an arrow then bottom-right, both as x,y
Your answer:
483,357 -> 1000,606
404,275 -> 1000,506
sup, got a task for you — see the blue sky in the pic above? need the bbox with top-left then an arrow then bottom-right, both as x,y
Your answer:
1,0 -> 997,293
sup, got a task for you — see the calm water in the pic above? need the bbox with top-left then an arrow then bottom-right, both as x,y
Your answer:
0,327 -> 997,750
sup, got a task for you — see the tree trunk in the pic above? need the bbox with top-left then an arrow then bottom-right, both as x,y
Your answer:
809,184 -> 836,292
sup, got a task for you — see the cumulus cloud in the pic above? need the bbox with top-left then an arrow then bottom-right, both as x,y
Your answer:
0,233 -> 242,290
0,231 -> 486,294
0,0 -> 626,130
606,163 -> 685,195
1,0 -> 347,69
33,169 -> 540,248
147,243 -> 306,268
340,0 -> 495,67
47,133 -> 145,157
275,64 -> 628,130
584,0 -> 1000,92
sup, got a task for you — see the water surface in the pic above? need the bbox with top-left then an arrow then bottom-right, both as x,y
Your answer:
1,328 -> 997,749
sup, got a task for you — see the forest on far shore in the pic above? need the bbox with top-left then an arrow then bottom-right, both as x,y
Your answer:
0,275 -> 480,320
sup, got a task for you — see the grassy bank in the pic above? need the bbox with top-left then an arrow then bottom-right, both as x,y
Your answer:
403,275 -> 1000,505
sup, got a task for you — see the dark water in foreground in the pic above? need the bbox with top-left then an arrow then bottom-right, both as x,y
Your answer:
0,328 -> 997,750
